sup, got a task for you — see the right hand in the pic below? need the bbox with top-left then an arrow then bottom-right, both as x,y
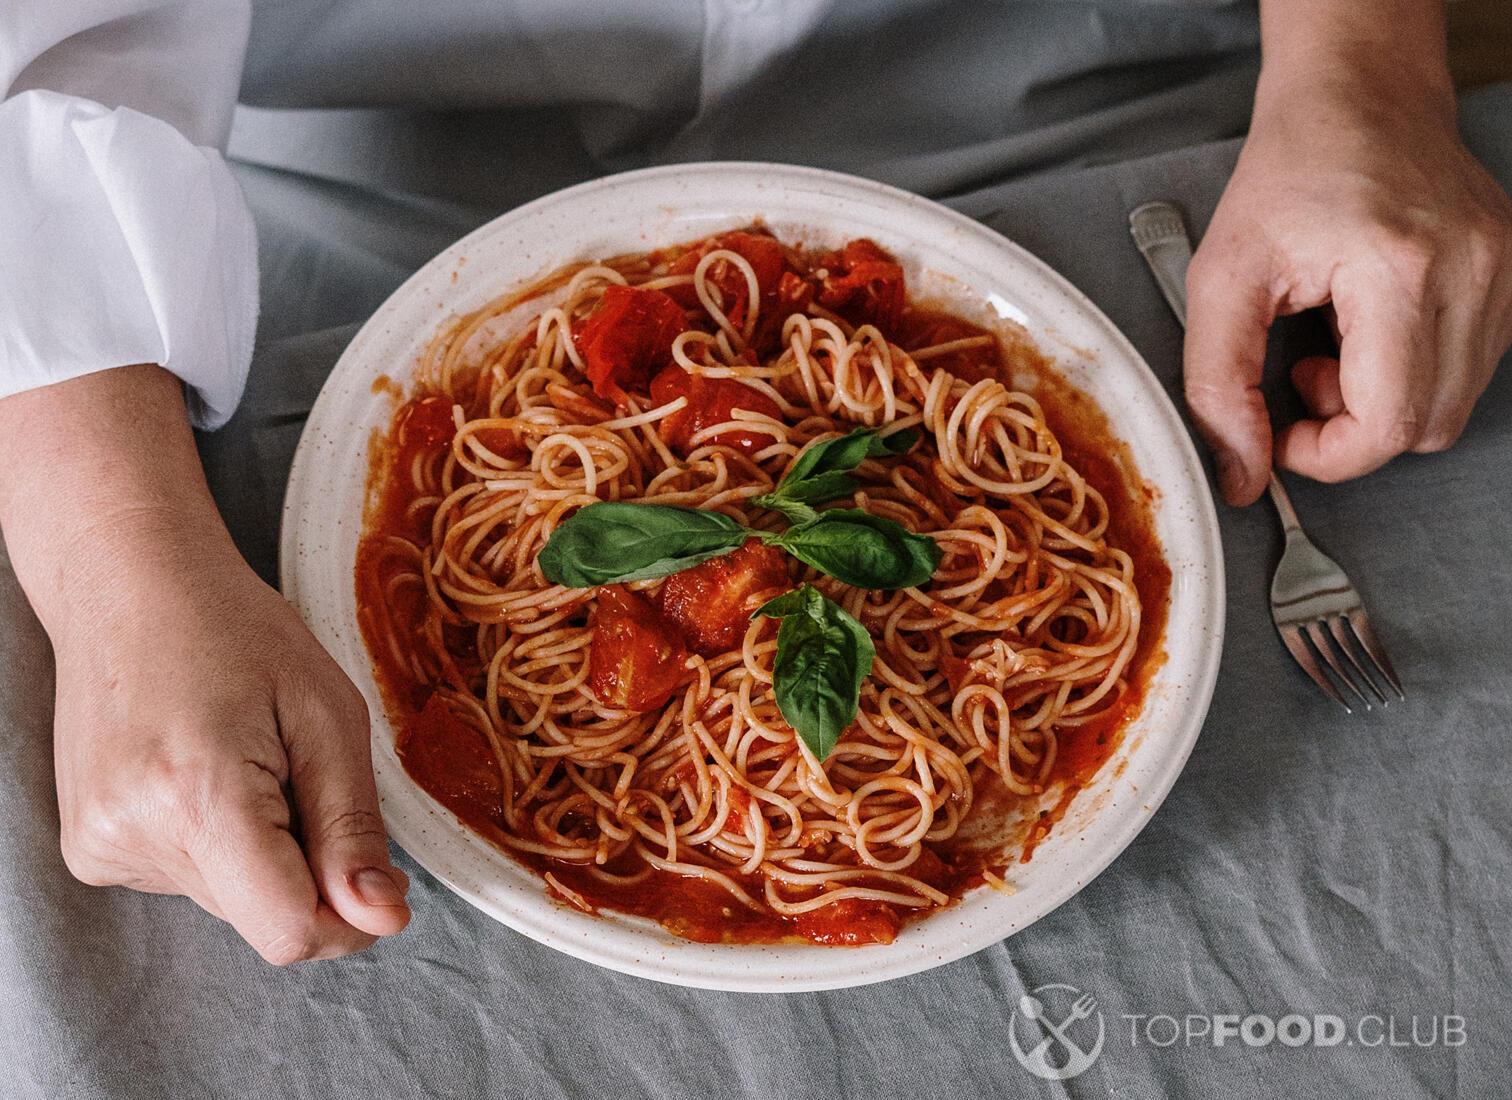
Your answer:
1183,11 -> 1512,505
0,365 -> 410,964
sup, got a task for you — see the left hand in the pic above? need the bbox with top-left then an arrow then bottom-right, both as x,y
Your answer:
1184,60 -> 1512,505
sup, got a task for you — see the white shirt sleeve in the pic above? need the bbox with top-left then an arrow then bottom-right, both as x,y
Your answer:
0,1 -> 257,428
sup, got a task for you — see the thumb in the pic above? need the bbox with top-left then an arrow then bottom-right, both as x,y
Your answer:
281,677 -> 412,938
1182,243 -> 1278,505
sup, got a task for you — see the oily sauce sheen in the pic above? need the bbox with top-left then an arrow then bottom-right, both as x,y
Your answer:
357,243 -> 1171,946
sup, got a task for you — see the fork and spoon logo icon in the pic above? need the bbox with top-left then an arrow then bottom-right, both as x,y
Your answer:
1009,983 -> 1106,1080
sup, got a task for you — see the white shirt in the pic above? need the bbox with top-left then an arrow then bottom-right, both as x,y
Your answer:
0,1 -> 256,426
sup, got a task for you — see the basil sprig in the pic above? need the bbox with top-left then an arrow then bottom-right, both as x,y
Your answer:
752,426 -> 919,524
754,584 -> 874,759
770,509 -> 940,590
539,428 -> 938,591
539,503 -> 749,586
537,428 -> 938,758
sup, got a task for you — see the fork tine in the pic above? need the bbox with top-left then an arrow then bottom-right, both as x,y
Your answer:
1327,616 -> 1388,705
1278,624 -> 1352,712
1305,621 -> 1370,709
1348,609 -> 1405,701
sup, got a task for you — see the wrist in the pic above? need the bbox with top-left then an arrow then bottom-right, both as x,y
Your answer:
1255,1 -> 1455,129
0,366 -> 239,640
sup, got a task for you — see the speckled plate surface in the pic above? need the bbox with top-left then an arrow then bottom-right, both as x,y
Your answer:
280,162 -> 1223,992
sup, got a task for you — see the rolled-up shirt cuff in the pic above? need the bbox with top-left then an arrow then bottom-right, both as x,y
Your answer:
0,89 -> 258,428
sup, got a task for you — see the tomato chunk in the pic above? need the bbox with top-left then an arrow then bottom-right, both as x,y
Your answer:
668,231 -> 789,329
794,897 -> 902,945
907,845 -> 951,890
658,540 -> 790,656
764,270 -> 815,345
649,365 -> 783,457
816,238 -> 906,333
588,585 -> 693,712
575,285 -> 688,406
398,694 -> 503,821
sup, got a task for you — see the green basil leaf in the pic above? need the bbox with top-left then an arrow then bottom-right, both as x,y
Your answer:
757,426 -> 919,510
750,495 -> 818,528
783,426 -> 919,489
754,584 -> 873,760
753,584 -> 818,621
538,502 -> 750,587
770,509 -> 940,590
753,473 -> 854,512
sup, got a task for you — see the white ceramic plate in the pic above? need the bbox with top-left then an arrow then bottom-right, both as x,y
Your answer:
281,162 -> 1223,992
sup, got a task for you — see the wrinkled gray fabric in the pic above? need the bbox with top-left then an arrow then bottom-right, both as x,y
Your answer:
228,0 -> 1261,203
3,11 -> 1511,1095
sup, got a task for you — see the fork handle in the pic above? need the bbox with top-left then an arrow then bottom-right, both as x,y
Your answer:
1266,472 -> 1303,535
1129,201 -> 1302,533
1128,201 -> 1191,327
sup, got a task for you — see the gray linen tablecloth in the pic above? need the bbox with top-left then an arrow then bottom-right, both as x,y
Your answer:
3,83 -> 1509,1100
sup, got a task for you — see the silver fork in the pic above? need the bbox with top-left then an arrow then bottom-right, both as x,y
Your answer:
1129,200 -> 1405,712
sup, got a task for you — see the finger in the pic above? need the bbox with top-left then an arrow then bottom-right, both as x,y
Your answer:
1290,356 -> 1345,420
192,774 -> 378,965
1323,303 -> 1342,345
1183,246 -> 1278,505
1415,302 -> 1483,453
280,675 -> 411,938
1276,273 -> 1438,481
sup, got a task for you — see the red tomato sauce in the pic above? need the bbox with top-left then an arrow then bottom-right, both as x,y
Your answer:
355,231 -> 1171,944
649,366 -> 783,457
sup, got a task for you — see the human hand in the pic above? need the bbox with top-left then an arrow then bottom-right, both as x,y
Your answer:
50,525 -> 411,963
0,366 -> 409,964
1184,18 -> 1512,505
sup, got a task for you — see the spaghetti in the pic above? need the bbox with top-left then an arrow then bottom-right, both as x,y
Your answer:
357,229 -> 1167,945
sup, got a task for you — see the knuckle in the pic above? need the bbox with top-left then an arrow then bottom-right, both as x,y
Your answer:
1463,218 -> 1510,284
1183,377 -> 1224,417
1185,377 -> 1262,427
1412,431 -> 1458,454
1375,411 -> 1425,453
309,807 -> 387,849
140,755 -> 211,837
58,834 -> 113,887
258,922 -> 321,967
1373,229 -> 1436,297
74,793 -> 141,855
1184,373 -> 1232,405
1414,415 -> 1469,454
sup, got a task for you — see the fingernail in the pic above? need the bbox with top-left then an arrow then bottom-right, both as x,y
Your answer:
352,867 -> 407,908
